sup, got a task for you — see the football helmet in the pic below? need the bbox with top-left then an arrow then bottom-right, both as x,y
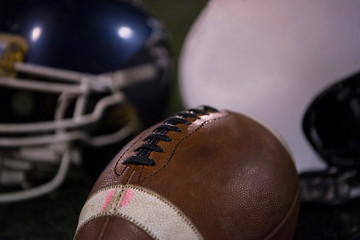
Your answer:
180,0 -> 360,204
0,0 -> 172,202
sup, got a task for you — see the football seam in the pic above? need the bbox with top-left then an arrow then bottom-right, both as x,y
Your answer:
98,215 -> 111,240
114,130 -> 150,177
264,185 -> 300,240
138,112 -> 231,181
123,106 -> 220,166
114,111 -> 230,182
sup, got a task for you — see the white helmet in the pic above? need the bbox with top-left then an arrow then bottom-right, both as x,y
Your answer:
180,0 -> 360,204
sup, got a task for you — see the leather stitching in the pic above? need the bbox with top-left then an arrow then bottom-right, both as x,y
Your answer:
138,113 -> 230,181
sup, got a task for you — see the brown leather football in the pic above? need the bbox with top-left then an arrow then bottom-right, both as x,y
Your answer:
74,106 -> 300,240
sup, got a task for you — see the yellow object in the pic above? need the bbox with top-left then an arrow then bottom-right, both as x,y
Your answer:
0,33 -> 28,77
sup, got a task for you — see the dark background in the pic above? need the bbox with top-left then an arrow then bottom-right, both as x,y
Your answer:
1,0 -> 360,239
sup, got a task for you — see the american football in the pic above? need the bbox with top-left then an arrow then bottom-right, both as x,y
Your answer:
74,105 -> 300,240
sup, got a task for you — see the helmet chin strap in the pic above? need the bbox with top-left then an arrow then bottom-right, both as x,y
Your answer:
0,148 -> 72,203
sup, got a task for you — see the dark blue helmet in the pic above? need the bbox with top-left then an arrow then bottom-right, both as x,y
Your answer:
0,0 -> 172,202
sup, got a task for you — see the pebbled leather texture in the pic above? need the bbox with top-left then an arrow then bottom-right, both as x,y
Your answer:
74,107 -> 300,240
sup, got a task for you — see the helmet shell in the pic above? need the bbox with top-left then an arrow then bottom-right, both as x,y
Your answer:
180,0 -> 360,172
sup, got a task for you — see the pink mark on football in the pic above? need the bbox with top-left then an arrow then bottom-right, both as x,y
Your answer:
120,188 -> 134,207
102,189 -> 115,211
